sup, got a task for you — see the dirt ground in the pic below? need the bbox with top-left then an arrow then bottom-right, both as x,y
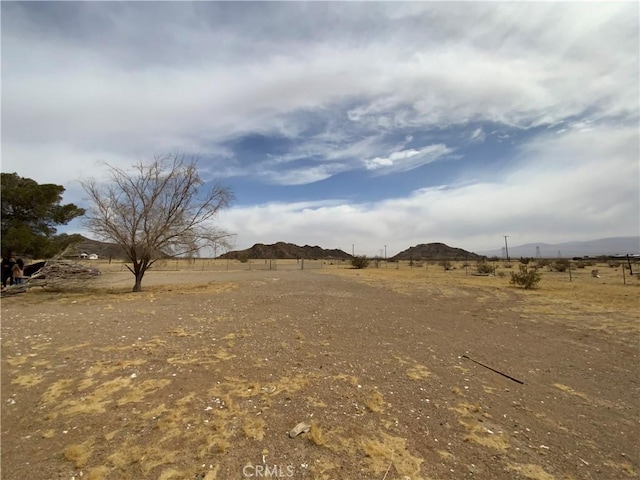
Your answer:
1,263 -> 638,480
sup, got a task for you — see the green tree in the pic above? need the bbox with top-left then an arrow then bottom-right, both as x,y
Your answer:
1,173 -> 85,258
82,154 -> 234,292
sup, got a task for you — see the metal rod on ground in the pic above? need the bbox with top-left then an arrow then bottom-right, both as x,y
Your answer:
461,355 -> 524,384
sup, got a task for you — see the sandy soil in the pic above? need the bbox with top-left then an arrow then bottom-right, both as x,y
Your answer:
1,265 -> 638,480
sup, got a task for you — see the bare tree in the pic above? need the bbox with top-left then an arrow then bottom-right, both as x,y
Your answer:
82,153 -> 234,291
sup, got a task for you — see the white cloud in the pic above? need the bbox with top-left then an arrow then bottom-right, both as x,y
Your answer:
3,2 -> 637,251
258,164 -> 348,186
470,128 -> 485,142
219,125 -> 639,255
3,3 -> 637,186
364,144 -> 452,172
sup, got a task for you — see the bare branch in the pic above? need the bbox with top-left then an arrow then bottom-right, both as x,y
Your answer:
81,153 -> 234,291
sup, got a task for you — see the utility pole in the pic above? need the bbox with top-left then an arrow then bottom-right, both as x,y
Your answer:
384,245 -> 387,259
352,244 -> 355,256
503,235 -> 510,262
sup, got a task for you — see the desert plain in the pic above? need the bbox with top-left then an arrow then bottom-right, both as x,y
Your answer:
1,260 -> 638,480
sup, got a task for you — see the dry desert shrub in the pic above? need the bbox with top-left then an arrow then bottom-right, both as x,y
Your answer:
351,255 -> 370,269
476,262 -> 495,274
510,265 -> 542,289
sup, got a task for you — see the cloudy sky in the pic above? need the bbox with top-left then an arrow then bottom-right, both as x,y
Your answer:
2,2 -> 638,256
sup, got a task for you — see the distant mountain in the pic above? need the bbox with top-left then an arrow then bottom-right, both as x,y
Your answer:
477,236 -> 640,259
62,236 -> 128,259
390,243 -> 482,261
61,236 -> 170,260
219,242 -> 353,260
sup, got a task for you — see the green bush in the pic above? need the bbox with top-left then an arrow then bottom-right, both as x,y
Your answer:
351,255 -> 370,269
510,265 -> 542,289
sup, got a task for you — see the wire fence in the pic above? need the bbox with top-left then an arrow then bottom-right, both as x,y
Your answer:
103,258 -> 456,272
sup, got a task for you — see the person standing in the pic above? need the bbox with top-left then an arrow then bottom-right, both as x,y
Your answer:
2,254 -> 15,287
11,258 -> 24,285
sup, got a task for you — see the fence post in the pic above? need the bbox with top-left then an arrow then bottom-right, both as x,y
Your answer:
568,262 -> 572,282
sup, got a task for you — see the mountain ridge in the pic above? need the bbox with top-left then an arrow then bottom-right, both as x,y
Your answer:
477,236 -> 639,258
61,235 -> 639,261
218,242 -> 353,260
389,243 -> 481,261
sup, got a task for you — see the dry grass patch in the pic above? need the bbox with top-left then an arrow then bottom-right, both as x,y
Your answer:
308,420 -> 326,446
59,342 -> 90,352
107,441 -> 180,475
57,376 -> 131,415
41,378 -> 75,404
195,419 -> 231,457
242,416 -> 266,441
407,364 -> 431,380
11,373 -> 44,387
86,466 -> 110,480
116,378 -> 171,405
482,384 -> 499,395
438,450 -> 455,460
365,390 -> 386,412
213,348 -> 236,361
603,460 -> 637,477
553,383 -> 592,402
506,462 -> 555,480
6,354 -> 32,367
321,262 -> 639,336
22,280 -> 238,304
360,432 -> 424,477
63,439 -> 93,468
306,396 -> 327,408
450,402 -> 509,452
84,358 -> 147,377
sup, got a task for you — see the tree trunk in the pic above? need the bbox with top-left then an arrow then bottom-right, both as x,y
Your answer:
128,259 -> 149,292
132,263 -> 147,292
132,274 -> 143,292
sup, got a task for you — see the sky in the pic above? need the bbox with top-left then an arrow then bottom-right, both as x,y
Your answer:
2,2 -> 639,257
